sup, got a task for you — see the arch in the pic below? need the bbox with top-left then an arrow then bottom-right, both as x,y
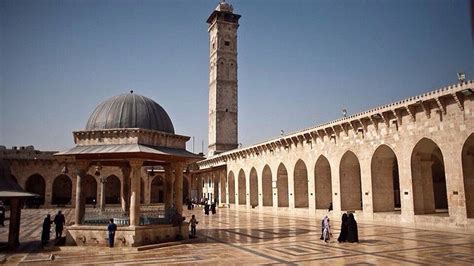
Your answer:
228,171 -> 235,204
150,175 -> 164,203
52,174 -> 72,205
10,175 -> 17,183
262,165 -> 273,206
105,175 -> 121,204
314,155 -> 332,209
249,167 -> 258,207
25,174 -> 45,206
371,145 -> 400,212
411,138 -> 448,215
462,133 -> 474,218
277,163 -> 289,207
83,175 -> 97,204
294,159 -> 309,208
238,169 -> 246,205
340,151 -> 362,211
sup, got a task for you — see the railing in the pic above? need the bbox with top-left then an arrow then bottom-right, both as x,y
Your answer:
82,206 -> 171,226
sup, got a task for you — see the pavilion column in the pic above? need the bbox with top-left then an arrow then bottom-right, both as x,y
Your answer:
129,159 -> 143,227
173,162 -> 185,215
74,161 -> 89,225
121,166 -> 131,213
99,177 -> 107,213
7,198 -> 24,249
164,165 -> 174,210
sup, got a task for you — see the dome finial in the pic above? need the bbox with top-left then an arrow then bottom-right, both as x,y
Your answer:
130,90 -> 134,94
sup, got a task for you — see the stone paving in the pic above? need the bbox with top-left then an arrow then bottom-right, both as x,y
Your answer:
1,207 -> 474,265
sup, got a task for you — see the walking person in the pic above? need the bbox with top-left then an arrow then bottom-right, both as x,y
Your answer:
321,215 -> 331,244
189,214 -> 198,238
204,202 -> 210,215
41,214 -> 52,245
0,201 -> 5,227
107,218 -> 117,247
337,213 -> 348,243
53,210 -> 65,239
211,202 -> 216,215
347,213 -> 359,243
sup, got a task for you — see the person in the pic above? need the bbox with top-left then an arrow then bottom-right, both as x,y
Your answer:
347,213 -> 359,243
107,218 -> 117,247
53,210 -> 65,239
328,202 -> 333,212
211,202 -> 216,215
189,214 -> 198,238
204,202 -> 210,215
321,215 -> 331,243
0,201 -> 5,227
337,213 -> 348,243
41,214 -> 52,245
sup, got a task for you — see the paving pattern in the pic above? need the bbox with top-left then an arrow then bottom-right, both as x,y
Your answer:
1,207 -> 474,265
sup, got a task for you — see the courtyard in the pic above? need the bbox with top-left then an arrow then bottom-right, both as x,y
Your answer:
1,207 -> 473,265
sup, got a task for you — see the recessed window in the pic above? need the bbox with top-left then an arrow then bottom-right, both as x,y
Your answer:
224,41 -> 230,46
225,108 -> 229,112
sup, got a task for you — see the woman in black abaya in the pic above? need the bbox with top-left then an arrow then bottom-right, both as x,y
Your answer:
346,213 -> 359,243
337,213 -> 348,242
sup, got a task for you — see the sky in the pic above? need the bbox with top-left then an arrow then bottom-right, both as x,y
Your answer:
1,0 -> 473,154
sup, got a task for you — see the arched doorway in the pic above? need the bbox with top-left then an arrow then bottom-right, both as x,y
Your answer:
150,175 -> 164,203
249,168 -> 258,207
25,174 -> 45,206
371,145 -> 400,212
83,175 -> 97,204
228,171 -> 235,204
294,159 -> 309,208
262,165 -> 273,206
462,133 -> 474,218
340,151 -> 362,211
105,175 -> 121,204
315,155 -> 332,209
52,174 -> 72,205
411,138 -> 448,215
238,169 -> 246,205
277,163 -> 289,207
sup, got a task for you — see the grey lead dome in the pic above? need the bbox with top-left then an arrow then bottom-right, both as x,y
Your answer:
85,92 -> 175,134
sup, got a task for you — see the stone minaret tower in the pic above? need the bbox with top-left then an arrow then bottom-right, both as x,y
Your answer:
207,1 -> 241,156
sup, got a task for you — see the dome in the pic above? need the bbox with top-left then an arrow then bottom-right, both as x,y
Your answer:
85,92 -> 175,133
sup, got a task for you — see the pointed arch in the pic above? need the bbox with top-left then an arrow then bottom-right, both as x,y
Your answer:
262,165 -> 273,206
340,151 -> 362,211
462,133 -> 474,218
228,171 -> 235,204
277,163 -> 289,207
150,175 -> 164,203
249,167 -> 258,207
25,174 -> 45,206
315,155 -> 332,209
294,159 -> 309,208
52,174 -> 72,205
411,138 -> 448,215
83,175 -> 97,204
238,169 -> 246,205
371,145 -> 400,212
105,175 -> 121,204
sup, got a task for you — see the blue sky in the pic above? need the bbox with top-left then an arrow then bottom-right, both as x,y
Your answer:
1,0 -> 473,153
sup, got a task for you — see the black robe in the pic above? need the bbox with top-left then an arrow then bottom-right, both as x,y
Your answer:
337,213 -> 348,242
347,214 -> 359,243
41,217 -> 51,242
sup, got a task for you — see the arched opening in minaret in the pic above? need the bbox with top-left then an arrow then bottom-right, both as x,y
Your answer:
371,145 -> 400,213
315,155 -> 332,210
411,138 -> 448,215
52,174 -> 72,205
25,174 -> 45,206
84,175 -> 97,204
340,151 -> 362,211
277,163 -> 289,207
294,159 -> 308,208
462,133 -> 474,218
150,175 -> 164,203
105,175 -> 121,204
238,169 -> 246,205
262,165 -> 273,206
228,171 -> 235,204
249,167 -> 258,207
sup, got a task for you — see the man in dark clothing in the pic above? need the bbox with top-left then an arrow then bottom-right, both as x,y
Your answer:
53,210 -> 65,239
204,202 -> 210,215
347,213 -> 359,243
211,202 -> 216,215
107,218 -> 117,247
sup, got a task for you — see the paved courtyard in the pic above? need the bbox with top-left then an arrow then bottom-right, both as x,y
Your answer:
1,207 -> 474,265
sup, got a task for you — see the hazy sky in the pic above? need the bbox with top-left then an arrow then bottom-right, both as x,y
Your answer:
1,0 -> 473,153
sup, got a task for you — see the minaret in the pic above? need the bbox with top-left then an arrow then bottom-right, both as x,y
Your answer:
207,1 -> 241,156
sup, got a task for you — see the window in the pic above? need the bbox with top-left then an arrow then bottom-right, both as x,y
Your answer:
224,41 -> 230,46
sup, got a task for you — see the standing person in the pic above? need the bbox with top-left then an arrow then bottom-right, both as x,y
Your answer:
204,202 -> 210,215
328,202 -> 333,212
53,210 -> 65,239
107,218 -> 117,247
347,213 -> 359,243
337,213 -> 348,243
41,214 -> 52,245
0,201 -> 5,227
189,214 -> 198,238
321,216 -> 331,244
211,202 -> 216,215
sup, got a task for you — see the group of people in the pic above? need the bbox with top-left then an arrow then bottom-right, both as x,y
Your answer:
203,201 -> 216,215
320,213 -> 359,244
41,210 -> 65,245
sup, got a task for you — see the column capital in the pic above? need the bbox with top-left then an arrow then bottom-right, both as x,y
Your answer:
128,159 -> 143,168
172,162 -> 186,172
74,160 -> 90,174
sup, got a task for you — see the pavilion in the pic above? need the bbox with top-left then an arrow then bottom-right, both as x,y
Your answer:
55,91 -> 200,247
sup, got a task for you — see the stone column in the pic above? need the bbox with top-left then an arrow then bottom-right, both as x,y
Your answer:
173,162 -> 185,215
129,159 -> 142,227
121,166 -> 131,213
7,198 -> 24,249
74,161 -> 89,225
71,175 -> 77,208
164,165 -> 174,210
99,177 -> 107,213
44,178 -> 53,208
